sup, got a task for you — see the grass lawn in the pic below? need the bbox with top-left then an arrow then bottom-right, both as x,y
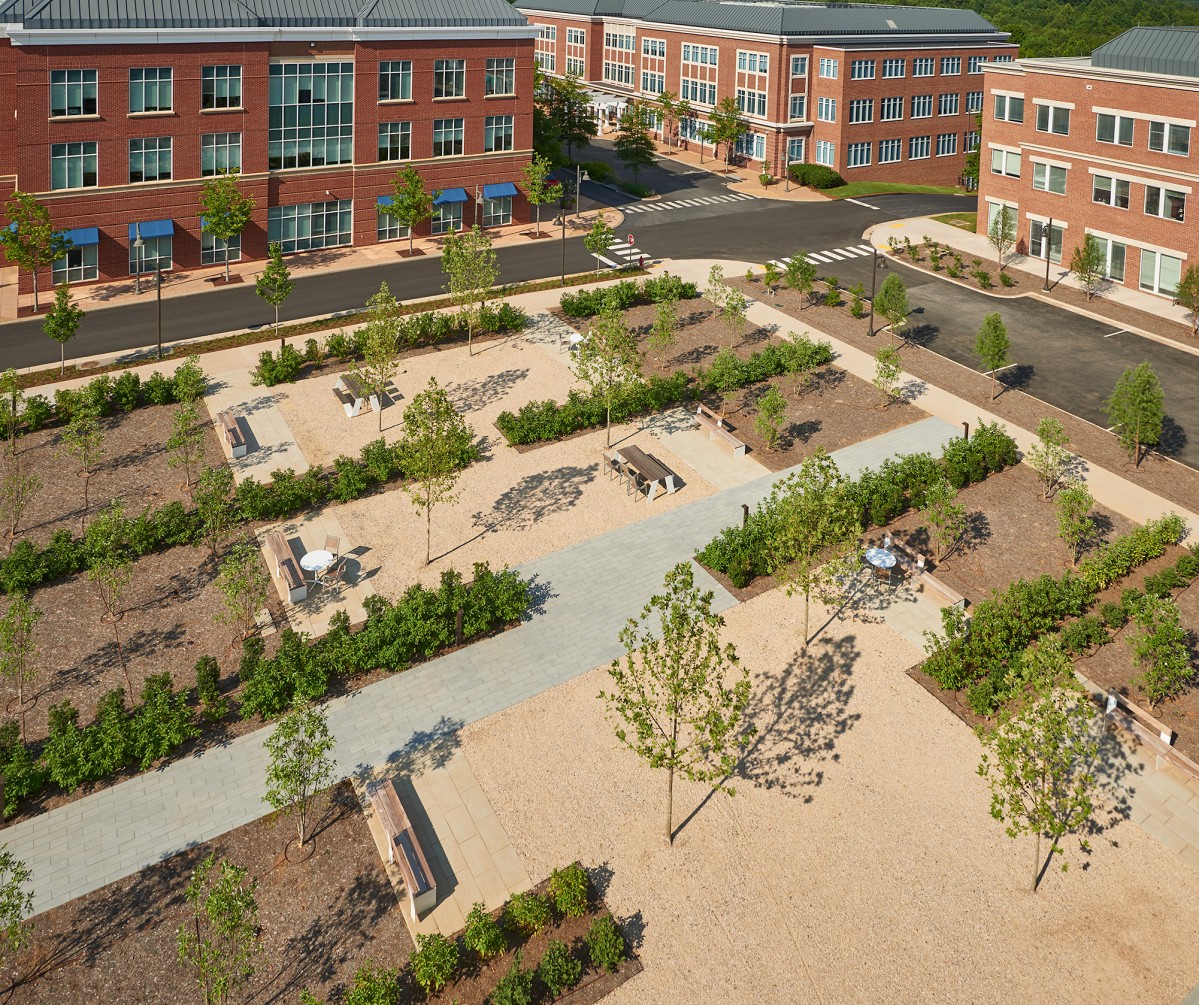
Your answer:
931,211 -> 979,229
823,181 -> 966,199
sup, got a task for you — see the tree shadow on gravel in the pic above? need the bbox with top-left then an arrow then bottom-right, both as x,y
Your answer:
446,368 -> 530,414
470,463 -> 598,537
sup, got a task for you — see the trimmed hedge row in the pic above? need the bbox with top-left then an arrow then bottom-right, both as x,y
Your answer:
0,562 -> 531,817
495,336 -> 833,447
696,421 -> 1018,587
559,273 -> 699,319
787,163 -> 845,189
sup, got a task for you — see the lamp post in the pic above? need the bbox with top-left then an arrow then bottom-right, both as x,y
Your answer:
785,151 -> 790,192
1042,217 -> 1054,292
574,166 -> 589,219
155,267 -> 163,360
868,248 -> 887,336
132,223 -> 144,296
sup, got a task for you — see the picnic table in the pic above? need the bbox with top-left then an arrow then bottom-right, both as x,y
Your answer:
334,372 -> 381,418
615,444 -> 677,502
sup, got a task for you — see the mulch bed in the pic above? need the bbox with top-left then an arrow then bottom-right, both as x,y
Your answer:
5,782 -> 415,1005
730,276 -> 1199,513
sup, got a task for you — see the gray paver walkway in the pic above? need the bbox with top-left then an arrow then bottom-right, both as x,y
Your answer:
6,416 -> 957,917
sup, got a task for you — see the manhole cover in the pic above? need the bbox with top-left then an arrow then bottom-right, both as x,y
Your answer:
78,361 -> 100,370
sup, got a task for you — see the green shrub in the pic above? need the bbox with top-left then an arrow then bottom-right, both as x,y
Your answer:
325,331 -> 354,358
490,950 -> 534,1005
251,344 -> 306,386
580,160 -> 615,183
1129,595 -> 1193,706
464,902 -> 507,961
999,272 -> 1016,288
537,940 -> 582,997
409,932 -> 459,996
787,163 -> 845,188
585,914 -> 626,973
548,862 -> 590,917
342,961 -> 399,1005
1078,515 -> 1186,593
1060,615 -> 1107,655
195,655 -> 229,724
43,701 -> 95,792
503,891 -> 552,937
112,371 -> 142,412
0,723 -> 46,818
21,395 -> 52,431
1144,567 -> 1183,598
143,371 -> 176,405
1099,601 -> 1127,629
129,672 -> 199,770
1176,551 -> 1199,580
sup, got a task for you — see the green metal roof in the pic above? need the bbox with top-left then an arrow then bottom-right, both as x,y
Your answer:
1092,26 -> 1199,79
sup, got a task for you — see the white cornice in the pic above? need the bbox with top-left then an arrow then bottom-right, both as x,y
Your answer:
2,25 -> 540,46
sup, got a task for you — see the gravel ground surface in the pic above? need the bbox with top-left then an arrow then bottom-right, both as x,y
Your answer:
277,329 -> 716,596
460,588 -> 1199,1005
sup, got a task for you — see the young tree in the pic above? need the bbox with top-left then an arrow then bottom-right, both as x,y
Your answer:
42,282 -> 85,375
521,153 -> 557,237
753,384 -> 786,450
1069,234 -> 1106,301
575,299 -> 642,447
708,96 -> 747,174
977,651 -> 1098,892
925,477 -> 968,561
583,215 -> 615,274
546,73 -> 597,160
1175,263 -> 1199,336
872,344 -> 902,404
1026,417 -> 1071,499
784,253 -> 817,308
86,501 -> 134,702
762,261 -> 781,296
263,699 -> 337,848
656,89 -> 678,149
613,102 -> 658,182
254,243 -> 293,348
721,286 -> 748,344
0,455 -> 39,550
1055,482 -> 1095,566
0,847 -> 32,971
442,225 -> 498,356
987,204 -> 1016,272
198,172 -> 255,283
173,354 -> 209,406
599,562 -> 752,845
975,311 -> 1011,400
648,294 -> 678,358
193,464 -> 236,560
1127,595 -> 1193,710
353,282 -> 402,431
765,450 -> 862,651
59,406 -> 104,532
0,191 -> 71,312
381,164 -> 436,257
214,544 -> 271,641
0,594 -> 39,740
675,98 -> 693,145
874,273 -> 910,342
177,854 -> 262,1005
167,399 -> 205,490
397,377 -> 476,565
1104,361 -> 1164,468
0,371 -> 22,460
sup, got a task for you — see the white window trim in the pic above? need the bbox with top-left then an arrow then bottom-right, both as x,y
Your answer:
986,142 -> 1021,154
990,88 -> 1025,98
1085,165 -> 1192,194
1024,212 -> 1067,228
1029,155 -> 1073,171
1091,106 -> 1195,128
984,196 -> 1019,211
1031,98 -> 1075,110
1083,226 -> 1188,259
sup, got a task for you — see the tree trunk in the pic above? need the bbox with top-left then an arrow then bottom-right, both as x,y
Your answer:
114,615 -> 132,705
225,246 -> 231,283
535,204 -> 541,238
378,389 -> 384,432
17,677 -> 25,741
803,585 -> 811,652
60,341 -> 65,376
1032,829 -> 1041,893
991,372 -> 997,401
665,763 -> 675,845
31,271 -> 39,314
299,804 -> 306,847
80,471 -> 90,534
276,305 -> 281,350
606,403 -> 612,448
425,504 -> 432,565
1134,416 -> 1142,468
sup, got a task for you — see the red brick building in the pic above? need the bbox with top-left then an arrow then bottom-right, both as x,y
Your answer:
977,26 -> 1198,301
515,0 -> 1015,185
0,0 -> 538,291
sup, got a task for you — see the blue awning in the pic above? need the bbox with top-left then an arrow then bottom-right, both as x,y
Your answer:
128,219 -> 174,240
483,182 -> 518,200
63,227 -> 99,247
376,195 -> 393,206
433,188 -> 468,206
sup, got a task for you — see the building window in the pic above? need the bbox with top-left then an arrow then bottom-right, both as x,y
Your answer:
912,57 -> 935,76
539,24 -> 557,40
966,91 -> 983,114
990,148 -> 1020,177
1035,103 -> 1070,136
603,63 -> 634,87
432,118 -> 465,157
1140,249 -> 1183,296
201,65 -> 241,109
790,55 -> 808,76
968,55 -> 985,73
379,61 -> 412,101
201,232 -> 241,267
817,97 -> 836,122
129,68 -> 172,113
815,139 -> 835,166
911,95 -> 932,118
566,57 -> 585,76
986,201 -> 1015,232
994,94 -> 1024,123
936,132 -> 958,157
940,56 -> 961,75
879,138 -> 902,163
994,55 -> 1014,63
939,93 -> 960,116
434,59 -> 466,99
50,69 -> 97,118
849,98 -> 873,124
850,59 -> 875,80
882,57 -> 905,78
485,58 -> 515,96
378,122 -> 411,161
378,209 -> 410,243
681,78 -> 716,105
737,52 -> 768,73
642,72 -> 665,94
1149,120 -> 1191,156
604,32 -> 635,51
483,196 -> 512,227
1096,112 -> 1133,147
1145,185 -> 1186,222
269,62 -> 354,170
432,202 -> 463,235
682,44 -> 718,65
1029,219 -> 1062,263
789,94 -> 806,120
964,130 -> 980,152
819,57 -> 838,79
787,137 -> 805,161
201,132 -> 241,176
846,141 -> 871,167
734,132 -> 766,160
50,141 -> 97,190
909,135 -> 931,159
535,52 -> 555,73
267,200 -> 352,253
130,235 -> 171,275
567,28 -> 585,45
484,114 -> 514,152
1092,174 -> 1129,209
737,89 -> 767,117
53,244 -> 98,285
1032,162 -> 1066,194
880,96 -> 903,121
1092,236 -> 1126,282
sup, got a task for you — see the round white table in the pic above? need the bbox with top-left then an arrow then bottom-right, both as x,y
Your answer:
299,550 -> 334,584
864,547 -> 896,570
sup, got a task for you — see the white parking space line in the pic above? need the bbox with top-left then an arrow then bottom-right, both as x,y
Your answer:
1104,329 -> 1127,338
845,197 -> 881,210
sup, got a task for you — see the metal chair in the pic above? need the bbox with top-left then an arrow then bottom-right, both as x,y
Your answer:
324,535 -> 341,560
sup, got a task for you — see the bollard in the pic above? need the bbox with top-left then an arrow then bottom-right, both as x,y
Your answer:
455,607 -> 464,645
742,503 -> 749,527
962,421 -> 969,442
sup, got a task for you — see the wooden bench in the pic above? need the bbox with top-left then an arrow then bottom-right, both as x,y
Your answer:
264,530 -> 307,603
694,404 -> 747,458
217,410 -> 247,458
1100,688 -> 1199,779
366,779 -> 437,921
887,538 -> 968,609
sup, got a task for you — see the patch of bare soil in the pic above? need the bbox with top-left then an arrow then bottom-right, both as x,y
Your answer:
731,276 -> 1199,513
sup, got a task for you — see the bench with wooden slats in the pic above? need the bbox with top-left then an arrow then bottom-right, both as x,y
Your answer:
217,410 -> 247,458
886,538 -> 967,609
366,779 -> 437,921
694,403 -> 747,458
264,530 -> 306,603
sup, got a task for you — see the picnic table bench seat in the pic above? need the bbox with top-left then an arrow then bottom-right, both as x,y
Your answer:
366,779 -> 437,921
217,410 -> 247,458
694,404 -> 747,458
886,538 -> 967,609
335,372 -> 381,418
265,530 -> 307,603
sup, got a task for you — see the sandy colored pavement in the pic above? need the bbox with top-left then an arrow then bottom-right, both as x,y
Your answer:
461,588 -> 1199,1005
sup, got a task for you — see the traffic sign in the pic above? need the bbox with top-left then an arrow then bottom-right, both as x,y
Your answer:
628,234 -> 634,246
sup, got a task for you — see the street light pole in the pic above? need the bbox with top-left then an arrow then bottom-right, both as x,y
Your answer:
155,267 -> 163,360
868,248 -> 887,336
1042,217 -> 1054,292
575,166 -> 589,219
785,152 -> 790,192
132,223 -> 144,296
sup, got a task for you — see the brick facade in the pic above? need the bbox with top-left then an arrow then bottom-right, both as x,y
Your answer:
977,51 -> 1198,301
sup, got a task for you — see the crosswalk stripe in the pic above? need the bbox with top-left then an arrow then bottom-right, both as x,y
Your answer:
856,244 -> 875,254
836,247 -> 866,258
661,201 -> 683,208
821,250 -> 847,261
807,252 -> 833,263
